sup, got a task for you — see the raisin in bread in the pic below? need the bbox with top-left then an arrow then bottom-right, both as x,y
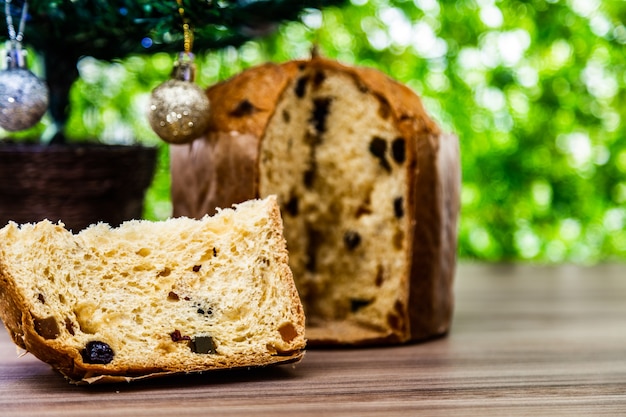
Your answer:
0,196 -> 305,384
171,56 -> 461,345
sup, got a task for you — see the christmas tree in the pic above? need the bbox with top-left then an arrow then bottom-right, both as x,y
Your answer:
0,0 -> 345,142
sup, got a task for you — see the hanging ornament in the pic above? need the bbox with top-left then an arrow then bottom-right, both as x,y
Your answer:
148,52 -> 210,144
148,1 -> 210,144
0,0 -> 49,132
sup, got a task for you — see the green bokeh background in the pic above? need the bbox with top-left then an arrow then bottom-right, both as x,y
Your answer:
4,0 -> 626,264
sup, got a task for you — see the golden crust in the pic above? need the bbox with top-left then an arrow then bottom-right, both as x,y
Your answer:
172,57 -> 442,217
171,56 -> 460,345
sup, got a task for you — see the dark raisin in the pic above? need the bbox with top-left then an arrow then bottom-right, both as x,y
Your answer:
189,335 -> 217,354
309,97 -> 332,134
387,313 -> 401,330
168,291 -> 180,301
375,265 -> 384,287
356,194 -> 372,218
230,99 -> 257,117
303,167 -> 315,189
388,301 -> 406,331
394,197 -> 404,218
379,157 -> 392,172
393,230 -> 404,250
350,299 -> 372,313
65,317 -> 75,336
192,265 -> 202,272
81,341 -> 114,364
197,308 -> 205,315
34,316 -> 60,340
213,247 -> 217,257
37,293 -> 45,304
395,300 -> 405,316
304,130 -> 322,146
369,137 -> 391,172
343,230 -> 362,250
355,205 -> 372,217
170,329 -> 191,342
295,76 -> 309,98
285,196 -> 299,216
392,138 -> 406,164
376,94 -> 392,119
306,228 -> 323,272
312,70 -> 326,88
369,137 -> 386,157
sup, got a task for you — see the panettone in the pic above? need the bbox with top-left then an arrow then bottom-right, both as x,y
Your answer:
0,197 -> 305,383
171,56 -> 460,345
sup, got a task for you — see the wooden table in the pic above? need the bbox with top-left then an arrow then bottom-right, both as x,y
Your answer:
1,263 -> 625,416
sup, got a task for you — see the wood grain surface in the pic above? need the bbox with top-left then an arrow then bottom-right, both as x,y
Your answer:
1,263 -> 625,416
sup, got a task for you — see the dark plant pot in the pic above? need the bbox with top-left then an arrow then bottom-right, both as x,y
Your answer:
0,143 -> 157,231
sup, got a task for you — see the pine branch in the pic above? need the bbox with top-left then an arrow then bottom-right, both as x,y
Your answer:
1,0 -> 346,61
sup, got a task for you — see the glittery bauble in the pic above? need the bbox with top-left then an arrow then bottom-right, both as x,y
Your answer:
0,68 -> 49,131
148,79 -> 211,144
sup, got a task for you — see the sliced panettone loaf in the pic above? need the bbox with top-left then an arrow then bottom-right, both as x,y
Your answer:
0,196 -> 305,384
171,56 -> 461,345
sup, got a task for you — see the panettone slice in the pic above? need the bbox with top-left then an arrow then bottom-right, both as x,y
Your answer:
171,56 -> 460,345
0,197 -> 305,383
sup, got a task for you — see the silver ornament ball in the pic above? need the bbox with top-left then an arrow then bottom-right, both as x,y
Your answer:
148,79 -> 210,144
0,68 -> 49,131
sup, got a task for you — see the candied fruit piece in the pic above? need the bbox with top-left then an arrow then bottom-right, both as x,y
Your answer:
189,336 -> 216,354
278,323 -> 298,343
34,316 -> 60,340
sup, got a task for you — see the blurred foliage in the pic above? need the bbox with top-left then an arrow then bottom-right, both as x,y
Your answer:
256,0 -> 626,264
4,0 -> 626,263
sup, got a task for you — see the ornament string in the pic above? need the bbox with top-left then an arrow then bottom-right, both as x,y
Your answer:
172,0 -> 195,79
147,0 -> 211,144
4,0 -> 29,68
5,0 -> 27,44
177,0 -> 193,55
